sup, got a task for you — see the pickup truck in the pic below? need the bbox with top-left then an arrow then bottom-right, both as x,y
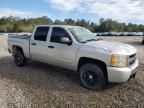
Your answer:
8,25 -> 139,90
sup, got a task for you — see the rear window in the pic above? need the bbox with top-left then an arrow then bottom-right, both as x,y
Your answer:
34,27 -> 49,41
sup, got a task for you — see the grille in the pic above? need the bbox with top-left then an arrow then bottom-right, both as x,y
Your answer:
129,54 -> 136,58
129,53 -> 136,66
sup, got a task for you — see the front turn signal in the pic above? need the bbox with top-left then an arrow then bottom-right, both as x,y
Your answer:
111,54 -> 117,66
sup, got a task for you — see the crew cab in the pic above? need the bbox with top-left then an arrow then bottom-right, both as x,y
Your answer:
8,25 -> 139,90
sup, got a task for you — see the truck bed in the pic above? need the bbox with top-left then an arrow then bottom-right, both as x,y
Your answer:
8,34 -> 31,59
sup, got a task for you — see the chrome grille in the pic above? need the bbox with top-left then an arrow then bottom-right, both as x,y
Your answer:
129,53 -> 136,66
129,54 -> 136,58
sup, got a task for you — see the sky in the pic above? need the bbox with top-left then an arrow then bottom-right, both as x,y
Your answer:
0,0 -> 144,24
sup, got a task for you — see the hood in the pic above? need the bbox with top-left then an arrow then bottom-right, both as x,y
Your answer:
85,40 -> 137,55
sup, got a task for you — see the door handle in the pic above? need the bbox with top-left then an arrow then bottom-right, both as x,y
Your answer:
31,43 -> 36,45
48,46 -> 54,49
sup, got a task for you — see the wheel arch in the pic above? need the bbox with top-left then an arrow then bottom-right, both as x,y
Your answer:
78,57 -> 108,80
12,45 -> 24,55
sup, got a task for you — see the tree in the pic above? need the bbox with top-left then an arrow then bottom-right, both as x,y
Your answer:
0,16 -> 144,33
13,23 -> 22,32
64,19 -> 75,25
54,19 -> 63,24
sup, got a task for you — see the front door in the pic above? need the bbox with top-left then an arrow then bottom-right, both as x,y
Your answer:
47,27 -> 76,69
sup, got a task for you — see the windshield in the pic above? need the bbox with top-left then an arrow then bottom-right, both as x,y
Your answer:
68,27 -> 97,43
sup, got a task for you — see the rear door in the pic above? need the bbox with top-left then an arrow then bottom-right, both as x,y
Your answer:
30,26 -> 50,62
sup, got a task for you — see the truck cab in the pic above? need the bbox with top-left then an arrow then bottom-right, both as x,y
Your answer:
30,25 -> 77,70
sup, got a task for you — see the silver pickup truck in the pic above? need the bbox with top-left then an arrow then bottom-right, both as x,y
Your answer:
8,25 -> 139,90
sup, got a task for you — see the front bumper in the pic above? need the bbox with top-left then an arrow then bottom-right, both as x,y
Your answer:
107,59 -> 139,82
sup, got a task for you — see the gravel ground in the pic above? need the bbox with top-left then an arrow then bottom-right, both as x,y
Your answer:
0,36 -> 144,108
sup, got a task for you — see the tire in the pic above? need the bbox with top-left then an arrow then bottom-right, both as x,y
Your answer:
14,50 -> 26,67
79,63 -> 106,90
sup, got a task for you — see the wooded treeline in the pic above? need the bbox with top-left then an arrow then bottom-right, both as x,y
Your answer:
0,16 -> 144,33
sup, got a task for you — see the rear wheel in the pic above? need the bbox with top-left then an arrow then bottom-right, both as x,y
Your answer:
14,50 -> 26,67
79,63 -> 106,90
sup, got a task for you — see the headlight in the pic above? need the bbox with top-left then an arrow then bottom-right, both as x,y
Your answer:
111,54 -> 128,67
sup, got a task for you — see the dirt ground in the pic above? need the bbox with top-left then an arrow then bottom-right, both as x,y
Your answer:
0,35 -> 144,108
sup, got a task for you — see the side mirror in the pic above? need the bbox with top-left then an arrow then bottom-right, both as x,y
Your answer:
60,37 -> 72,45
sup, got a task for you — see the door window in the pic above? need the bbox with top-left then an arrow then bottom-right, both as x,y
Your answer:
34,27 -> 49,41
50,27 -> 70,43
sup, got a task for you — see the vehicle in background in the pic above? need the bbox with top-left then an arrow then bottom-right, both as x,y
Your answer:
96,32 -> 143,36
8,25 -> 139,90
120,32 -> 128,36
137,32 -> 143,36
96,32 -> 109,36
107,32 -> 117,36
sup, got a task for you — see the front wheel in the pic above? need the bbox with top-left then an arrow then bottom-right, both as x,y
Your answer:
14,50 -> 26,67
79,63 -> 106,90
